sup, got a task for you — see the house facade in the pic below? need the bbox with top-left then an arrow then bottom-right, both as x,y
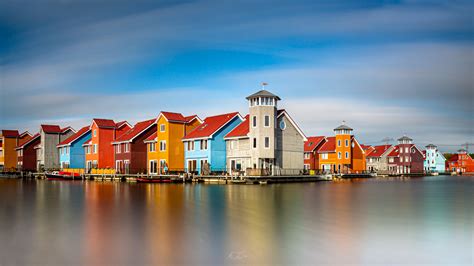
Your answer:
146,112 -> 202,174
112,119 -> 156,174
317,123 -> 366,174
16,133 -> 41,172
224,115 -> 252,174
57,126 -> 92,169
387,135 -> 424,174
366,144 -> 394,174
84,119 -> 131,172
183,112 -> 243,174
0,130 -> 31,171
446,149 -> 474,174
423,144 -> 446,173
303,136 -> 326,172
35,125 -> 76,171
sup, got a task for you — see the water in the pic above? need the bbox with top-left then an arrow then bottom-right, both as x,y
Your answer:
0,176 -> 472,265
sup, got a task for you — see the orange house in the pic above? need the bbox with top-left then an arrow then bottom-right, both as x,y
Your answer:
146,112 -> 202,174
84,119 -> 131,171
317,123 -> 367,173
0,130 -> 32,171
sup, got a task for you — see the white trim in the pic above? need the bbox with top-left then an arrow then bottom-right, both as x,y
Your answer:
57,128 -> 91,148
112,121 -> 156,144
182,113 -> 244,141
277,110 -> 307,141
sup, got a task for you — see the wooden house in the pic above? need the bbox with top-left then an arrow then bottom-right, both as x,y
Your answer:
15,133 -> 41,172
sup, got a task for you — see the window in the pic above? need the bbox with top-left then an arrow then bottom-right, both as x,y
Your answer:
345,152 -> 349,159
253,138 -> 257,148
230,140 -> 235,150
406,156 -> 410,162
279,120 -> 286,130
405,147 -> 409,153
304,153 -> 310,159
93,130 -> 97,137
187,141 -> 194,151
124,160 -> 130,174
322,153 -> 328,159
149,160 -> 158,174
160,124 -> 165,132
252,116 -> 257,128
389,157 -> 394,163
264,115 -> 270,127
93,144 -> 98,154
200,140 -> 208,150
264,137 -> 270,148
116,144 -> 121,153
160,160 -> 167,173
345,140 -> 349,147
149,142 -> 156,152
400,157 -> 404,163
160,140 -> 166,151
338,152 -> 342,159
338,140 -> 341,147
124,143 -> 130,153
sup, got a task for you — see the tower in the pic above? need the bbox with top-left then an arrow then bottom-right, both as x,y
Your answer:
334,121 -> 353,172
246,86 -> 281,170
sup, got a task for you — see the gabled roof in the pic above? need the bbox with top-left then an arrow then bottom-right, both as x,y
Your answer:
367,145 -> 392,158
41,125 -> 62,134
92,118 -> 116,128
116,121 -> 131,129
82,138 -> 92,147
277,109 -> 307,141
360,144 -> 372,150
246,90 -> 281,100
182,112 -> 242,140
318,137 -> 336,153
19,131 -> 32,138
57,126 -> 90,147
144,132 -> 157,143
157,111 -> 202,124
387,145 -> 400,157
224,115 -> 250,139
113,119 -> 156,143
304,136 -> 326,152
16,133 -> 40,149
1,130 -> 20,138
61,126 -> 75,134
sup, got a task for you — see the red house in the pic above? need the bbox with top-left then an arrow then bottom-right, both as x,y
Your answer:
303,136 -> 325,172
112,119 -> 156,174
15,133 -> 41,172
387,135 -> 424,174
446,149 -> 474,174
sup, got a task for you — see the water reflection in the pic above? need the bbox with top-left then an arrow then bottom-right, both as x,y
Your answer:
0,176 -> 472,265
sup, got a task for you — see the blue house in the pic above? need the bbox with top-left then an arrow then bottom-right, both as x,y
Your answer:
182,112 -> 243,174
423,144 -> 446,173
57,126 -> 91,169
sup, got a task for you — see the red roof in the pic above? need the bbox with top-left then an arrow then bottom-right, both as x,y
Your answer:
57,126 -> 90,147
93,118 -> 117,128
367,145 -> 392,158
1,130 -> 20,138
17,133 -> 40,148
159,112 -> 200,124
318,137 -> 336,153
387,145 -> 400,157
225,115 -> 249,138
360,144 -> 372,150
113,119 -> 155,143
144,132 -> 157,142
61,127 -> 74,133
184,115 -> 199,123
41,125 -> 62,133
304,136 -> 325,152
183,112 -> 241,140
19,131 -> 32,138
115,121 -> 130,128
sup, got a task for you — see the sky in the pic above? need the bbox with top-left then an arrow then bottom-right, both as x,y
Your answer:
0,0 -> 472,152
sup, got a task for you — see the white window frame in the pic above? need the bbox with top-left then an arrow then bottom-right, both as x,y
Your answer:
338,140 -> 341,147
160,124 -> 165,132
264,137 -> 270,149
322,153 -> 328,159
253,138 -> 257,149
160,140 -> 166,152
264,115 -> 270,127
124,143 -> 130,153
149,160 -> 158,174
93,130 -> 97,137
345,139 -> 349,147
93,144 -> 98,154
149,142 -> 156,152
345,151 -> 349,159
116,144 -> 121,153
338,152 -> 342,159
252,116 -> 257,128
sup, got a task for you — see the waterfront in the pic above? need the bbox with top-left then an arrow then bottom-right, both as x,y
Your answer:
0,176 -> 472,265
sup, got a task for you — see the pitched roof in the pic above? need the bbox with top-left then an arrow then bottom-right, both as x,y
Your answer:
224,115 -> 249,139
57,126 -> 90,147
1,130 -> 20,138
41,125 -> 62,134
158,112 -> 201,124
277,109 -> 307,141
334,124 -> 353,131
304,136 -> 325,152
318,136 -> 336,153
19,131 -> 32,138
246,90 -> 281,100
398,135 -> 413,141
93,118 -> 117,128
113,119 -> 155,143
82,138 -> 92,147
184,115 -> 201,123
425,144 -> 437,149
387,145 -> 400,157
183,112 -> 241,140
360,144 -> 372,150
115,121 -> 131,128
367,145 -> 392,158
61,126 -> 75,134
144,132 -> 157,143
16,133 -> 40,149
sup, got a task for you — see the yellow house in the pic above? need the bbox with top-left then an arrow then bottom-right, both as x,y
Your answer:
145,112 -> 202,174
0,130 -> 32,171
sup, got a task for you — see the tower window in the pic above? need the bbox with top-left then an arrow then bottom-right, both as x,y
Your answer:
264,115 -> 270,127
264,137 -> 270,148
253,138 -> 257,148
338,140 -> 341,147
252,116 -> 257,128
345,140 -> 349,147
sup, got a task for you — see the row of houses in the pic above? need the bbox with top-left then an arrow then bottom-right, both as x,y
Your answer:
1,89 -> 473,175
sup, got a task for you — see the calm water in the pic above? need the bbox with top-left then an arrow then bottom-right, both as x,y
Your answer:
0,176 -> 472,265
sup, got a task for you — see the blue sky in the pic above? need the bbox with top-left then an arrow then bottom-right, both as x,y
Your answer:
0,0 -> 472,151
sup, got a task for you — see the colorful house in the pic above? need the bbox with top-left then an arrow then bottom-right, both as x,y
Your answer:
15,133 -> 41,172
57,126 -> 92,169
423,144 -> 446,173
83,119 -> 131,172
303,136 -> 326,172
387,135 -> 424,174
145,112 -> 202,174
366,144 -> 394,174
446,149 -> 474,174
112,119 -> 156,174
317,123 -> 367,174
35,125 -> 76,171
0,130 -> 31,171
183,112 -> 243,174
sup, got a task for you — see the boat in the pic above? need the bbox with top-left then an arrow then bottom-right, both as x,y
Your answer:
136,177 -> 171,183
259,180 -> 268,185
46,171 -> 81,180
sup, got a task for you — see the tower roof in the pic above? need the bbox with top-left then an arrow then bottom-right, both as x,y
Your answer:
425,144 -> 437,148
246,90 -> 281,100
397,135 -> 413,141
334,124 -> 353,131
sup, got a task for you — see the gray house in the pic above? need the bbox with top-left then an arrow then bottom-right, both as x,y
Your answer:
366,144 -> 394,174
224,89 -> 307,176
36,125 -> 75,171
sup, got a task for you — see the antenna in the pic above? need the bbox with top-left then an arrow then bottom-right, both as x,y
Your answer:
261,82 -> 268,89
